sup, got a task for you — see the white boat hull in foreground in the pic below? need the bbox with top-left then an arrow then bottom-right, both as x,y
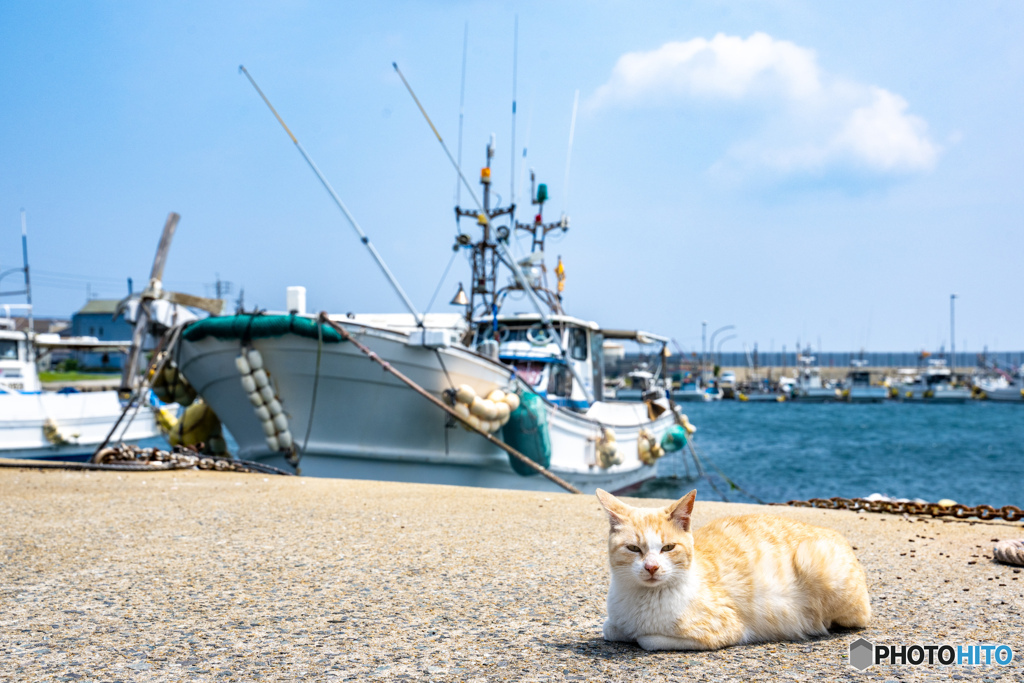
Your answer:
0,391 -> 160,461
177,317 -> 675,494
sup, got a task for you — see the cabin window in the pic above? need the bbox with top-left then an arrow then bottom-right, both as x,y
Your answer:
0,340 -> 17,360
590,332 -> 604,401
569,328 -> 588,360
547,364 -> 573,397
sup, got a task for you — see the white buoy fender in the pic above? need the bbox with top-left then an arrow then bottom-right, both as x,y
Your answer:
248,391 -> 265,407
261,420 -> 277,436
272,413 -> 289,431
454,403 -> 471,420
252,369 -> 270,389
481,399 -> 498,420
254,405 -> 271,421
259,385 -> 276,403
240,375 -> 257,394
504,392 -> 520,412
266,398 -> 283,417
246,349 -> 264,371
494,401 -> 510,421
234,356 -> 252,376
265,434 -> 280,451
469,396 -> 488,418
277,430 -> 293,450
466,414 -> 482,431
487,389 -> 506,403
456,384 -> 476,405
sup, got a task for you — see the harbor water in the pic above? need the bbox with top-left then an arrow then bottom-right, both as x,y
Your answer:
636,401 -> 1024,508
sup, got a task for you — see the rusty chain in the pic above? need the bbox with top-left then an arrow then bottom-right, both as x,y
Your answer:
92,443 -> 292,475
777,496 -> 1024,522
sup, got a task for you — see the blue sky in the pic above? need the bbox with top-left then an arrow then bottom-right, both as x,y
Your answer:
1,1 -> 1022,355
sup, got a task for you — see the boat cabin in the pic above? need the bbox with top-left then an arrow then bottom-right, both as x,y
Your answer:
470,313 -> 603,410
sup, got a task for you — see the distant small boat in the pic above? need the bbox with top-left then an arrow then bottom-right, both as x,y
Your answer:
975,367 -> 1024,403
791,354 -> 840,402
897,359 -> 970,403
841,360 -> 888,403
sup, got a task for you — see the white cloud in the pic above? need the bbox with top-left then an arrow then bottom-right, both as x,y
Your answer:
590,33 -> 940,176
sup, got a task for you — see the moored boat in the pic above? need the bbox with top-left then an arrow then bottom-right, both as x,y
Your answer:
0,306 -> 162,460
173,89 -> 689,493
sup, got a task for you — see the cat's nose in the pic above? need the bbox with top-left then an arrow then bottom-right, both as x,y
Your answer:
644,562 -> 659,575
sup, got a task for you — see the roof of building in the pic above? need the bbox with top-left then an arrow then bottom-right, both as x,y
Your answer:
75,299 -> 122,315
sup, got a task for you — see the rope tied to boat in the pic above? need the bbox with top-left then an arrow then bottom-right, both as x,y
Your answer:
993,540 -> 1024,566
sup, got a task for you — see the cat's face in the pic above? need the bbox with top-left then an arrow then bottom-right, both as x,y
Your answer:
596,489 -> 696,588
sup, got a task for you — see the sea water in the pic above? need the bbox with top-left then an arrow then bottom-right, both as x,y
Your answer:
635,401 -> 1024,508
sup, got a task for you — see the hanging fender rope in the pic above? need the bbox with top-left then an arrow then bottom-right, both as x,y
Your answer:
316,312 -> 581,494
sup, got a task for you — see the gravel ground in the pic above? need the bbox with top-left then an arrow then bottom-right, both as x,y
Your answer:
0,468 -> 1022,682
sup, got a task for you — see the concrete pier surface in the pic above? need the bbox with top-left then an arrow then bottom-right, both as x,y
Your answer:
1,469 -> 1021,682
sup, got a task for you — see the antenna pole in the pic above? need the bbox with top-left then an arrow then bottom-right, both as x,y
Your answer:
20,209 -> 32,337
562,89 -> 579,218
239,65 -> 423,326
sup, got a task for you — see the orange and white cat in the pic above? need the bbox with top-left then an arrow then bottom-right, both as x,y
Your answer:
596,489 -> 870,651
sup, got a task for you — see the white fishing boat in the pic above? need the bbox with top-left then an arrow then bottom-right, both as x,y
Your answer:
897,359 -> 970,403
791,354 -> 840,402
172,76 -> 689,494
840,360 -> 888,403
974,367 -> 1024,403
0,305 -> 162,460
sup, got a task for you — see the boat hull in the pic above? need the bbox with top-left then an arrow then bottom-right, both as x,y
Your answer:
177,320 -> 674,494
0,391 -> 161,460
845,387 -> 889,403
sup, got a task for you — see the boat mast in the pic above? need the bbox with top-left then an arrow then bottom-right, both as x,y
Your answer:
454,135 -> 514,323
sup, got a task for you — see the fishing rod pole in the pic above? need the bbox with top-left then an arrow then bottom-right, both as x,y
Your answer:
456,22 -> 468,208
392,61 -> 594,404
510,16 -> 518,216
562,89 -> 579,220
239,65 -> 424,327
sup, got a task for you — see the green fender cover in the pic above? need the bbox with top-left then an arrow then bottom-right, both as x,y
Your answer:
660,424 -> 688,452
501,392 -> 552,476
182,314 -> 345,344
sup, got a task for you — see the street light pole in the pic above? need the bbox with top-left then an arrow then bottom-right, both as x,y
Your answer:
950,294 -> 957,379
701,321 -> 707,385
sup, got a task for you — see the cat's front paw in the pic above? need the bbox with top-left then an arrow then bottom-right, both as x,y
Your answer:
602,619 -> 633,643
636,634 -> 701,651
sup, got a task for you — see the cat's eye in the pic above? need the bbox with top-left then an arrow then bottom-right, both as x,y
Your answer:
661,544 -> 676,552
625,545 -> 642,553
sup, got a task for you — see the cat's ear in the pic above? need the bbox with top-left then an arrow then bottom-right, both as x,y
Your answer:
596,488 -> 630,530
667,489 -> 697,532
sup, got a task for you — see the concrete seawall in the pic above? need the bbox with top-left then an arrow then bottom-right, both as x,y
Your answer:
1,469 -> 1021,681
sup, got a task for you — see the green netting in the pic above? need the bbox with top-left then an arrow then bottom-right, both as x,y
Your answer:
660,424 -> 688,452
501,392 -> 552,476
182,314 -> 345,344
